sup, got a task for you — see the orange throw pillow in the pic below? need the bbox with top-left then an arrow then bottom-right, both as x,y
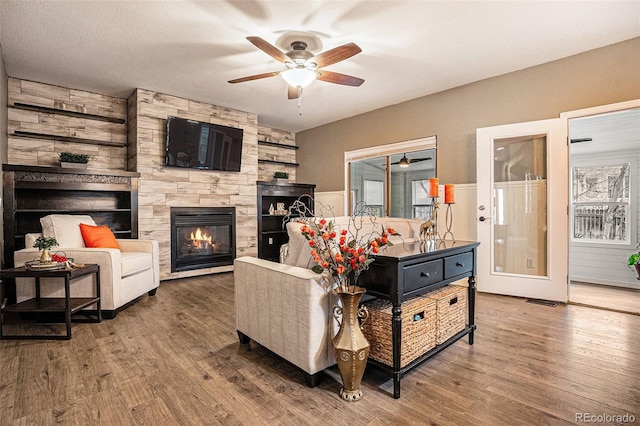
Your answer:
79,223 -> 120,249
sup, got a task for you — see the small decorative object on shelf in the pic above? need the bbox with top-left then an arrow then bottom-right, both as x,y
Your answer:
33,236 -> 58,264
59,151 -> 90,168
274,202 -> 287,215
268,203 -> 275,215
288,199 -> 400,401
273,171 -> 289,183
628,243 -> 640,280
419,197 -> 440,243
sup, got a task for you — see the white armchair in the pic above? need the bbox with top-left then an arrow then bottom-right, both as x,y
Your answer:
13,215 -> 160,318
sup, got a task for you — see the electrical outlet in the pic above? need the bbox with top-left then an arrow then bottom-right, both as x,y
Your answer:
527,258 -> 534,268
268,237 -> 273,245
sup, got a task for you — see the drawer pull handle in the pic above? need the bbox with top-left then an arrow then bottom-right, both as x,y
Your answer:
449,297 -> 458,306
420,272 -> 430,278
456,262 -> 464,268
413,311 -> 425,322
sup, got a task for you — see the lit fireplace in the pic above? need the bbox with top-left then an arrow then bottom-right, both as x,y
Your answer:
171,207 -> 236,272
185,228 -> 213,252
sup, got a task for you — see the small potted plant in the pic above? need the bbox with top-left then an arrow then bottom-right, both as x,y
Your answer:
33,236 -> 59,264
273,171 -> 289,183
59,152 -> 90,168
628,243 -> 640,281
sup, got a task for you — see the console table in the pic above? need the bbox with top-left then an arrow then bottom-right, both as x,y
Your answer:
0,264 -> 101,340
358,240 -> 480,398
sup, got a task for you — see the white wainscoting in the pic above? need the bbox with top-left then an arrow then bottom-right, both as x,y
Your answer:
314,191 -> 346,217
444,184 -> 477,242
315,186 -> 478,241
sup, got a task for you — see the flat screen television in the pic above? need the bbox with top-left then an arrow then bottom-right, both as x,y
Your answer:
165,116 -> 243,172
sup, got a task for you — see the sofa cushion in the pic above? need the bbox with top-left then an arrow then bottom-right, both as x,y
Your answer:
80,223 -> 121,249
283,221 -> 315,268
40,214 -> 96,248
121,251 -> 153,278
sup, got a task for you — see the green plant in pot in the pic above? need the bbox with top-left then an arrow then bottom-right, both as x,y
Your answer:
273,171 -> 289,182
628,243 -> 640,281
33,236 -> 59,264
59,152 -> 90,167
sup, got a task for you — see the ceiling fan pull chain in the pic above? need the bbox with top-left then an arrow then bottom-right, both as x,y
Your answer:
297,86 -> 303,116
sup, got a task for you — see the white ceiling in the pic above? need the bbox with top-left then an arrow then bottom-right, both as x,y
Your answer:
1,1 -> 639,133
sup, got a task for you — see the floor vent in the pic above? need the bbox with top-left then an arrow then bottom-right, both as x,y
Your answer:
526,299 -> 558,307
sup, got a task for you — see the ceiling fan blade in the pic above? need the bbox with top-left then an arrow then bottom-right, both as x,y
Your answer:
313,42 -> 362,68
390,156 -> 432,165
410,157 -> 433,163
316,70 -> 364,87
246,36 -> 288,63
228,71 -> 280,84
288,86 -> 300,100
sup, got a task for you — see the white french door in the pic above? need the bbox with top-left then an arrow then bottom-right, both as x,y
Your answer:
476,119 -> 568,302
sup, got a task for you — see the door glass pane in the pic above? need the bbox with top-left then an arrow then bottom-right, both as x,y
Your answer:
493,135 -> 548,276
571,164 -> 630,242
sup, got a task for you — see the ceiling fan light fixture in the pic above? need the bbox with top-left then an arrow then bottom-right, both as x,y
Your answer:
398,154 -> 410,168
281,68 -> 317,88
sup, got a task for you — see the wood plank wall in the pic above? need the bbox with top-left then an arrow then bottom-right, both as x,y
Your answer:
5,78 -> 302,281
7,78 -> 128,170
129,88 -> 260,280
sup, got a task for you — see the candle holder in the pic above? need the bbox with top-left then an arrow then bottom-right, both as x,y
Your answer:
442,203 -> 456,242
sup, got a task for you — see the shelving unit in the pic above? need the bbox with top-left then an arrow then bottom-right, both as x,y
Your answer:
257,159 -> 299,167
257,181 -> 315,261
3,164 -> 140,268
257,140 -> 299,150
257,140 -> 299,168
9,101 -> 127,148
12,130 -> 127,148
12,102 -> 126,124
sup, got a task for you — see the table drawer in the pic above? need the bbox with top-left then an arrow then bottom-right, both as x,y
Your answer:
444,253 -> 473,279
403,260 -> 443,292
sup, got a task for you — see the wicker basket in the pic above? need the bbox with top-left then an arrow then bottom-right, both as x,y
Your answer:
427,285 -> 467,345
362,295 -> 436,368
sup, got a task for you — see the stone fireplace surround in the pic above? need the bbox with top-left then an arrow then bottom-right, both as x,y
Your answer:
7,79 -> 297,281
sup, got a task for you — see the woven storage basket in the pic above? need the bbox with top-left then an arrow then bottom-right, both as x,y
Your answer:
362,295 -> 436,368
427,285 -> 467,345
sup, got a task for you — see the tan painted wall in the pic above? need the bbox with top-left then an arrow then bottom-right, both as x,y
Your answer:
297,37 -> 640,192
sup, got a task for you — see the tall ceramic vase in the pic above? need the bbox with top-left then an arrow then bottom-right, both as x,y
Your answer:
332,285 -> 370,401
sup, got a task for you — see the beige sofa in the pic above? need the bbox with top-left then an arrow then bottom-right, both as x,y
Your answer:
234,216 -> 423,386
13,214 -> 160,318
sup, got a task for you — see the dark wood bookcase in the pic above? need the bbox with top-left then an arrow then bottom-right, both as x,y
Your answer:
2,164 -> 140,270
256,181 -> 315,262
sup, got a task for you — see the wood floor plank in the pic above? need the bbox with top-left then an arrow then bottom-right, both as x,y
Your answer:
1,273 -> 639,425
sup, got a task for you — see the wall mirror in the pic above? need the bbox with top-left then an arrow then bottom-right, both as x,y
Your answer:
346,137 -> 437,218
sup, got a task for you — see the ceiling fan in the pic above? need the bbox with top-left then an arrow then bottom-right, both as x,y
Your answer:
391,153 -> 433,168
228,36 -> 365,99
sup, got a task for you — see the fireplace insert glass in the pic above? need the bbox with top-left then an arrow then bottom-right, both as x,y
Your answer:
171,207 -> 236,272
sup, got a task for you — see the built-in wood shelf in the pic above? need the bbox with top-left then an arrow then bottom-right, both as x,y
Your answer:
12,130 -> 127,148
12,102 -> 126,124
257,159 -> 299,167
258,140 -> 299,150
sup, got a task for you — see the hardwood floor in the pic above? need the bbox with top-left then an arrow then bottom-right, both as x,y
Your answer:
1,273 -> 639,425
570,281 -> 640,315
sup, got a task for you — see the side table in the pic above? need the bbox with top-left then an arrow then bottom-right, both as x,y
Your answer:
0,264 -> 101,340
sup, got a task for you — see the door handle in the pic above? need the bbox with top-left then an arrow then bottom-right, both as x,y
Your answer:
479,216 -> 491,222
